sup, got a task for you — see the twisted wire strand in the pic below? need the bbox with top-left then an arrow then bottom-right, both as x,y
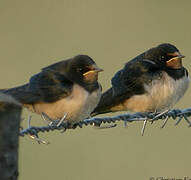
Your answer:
19,108 -> 191,139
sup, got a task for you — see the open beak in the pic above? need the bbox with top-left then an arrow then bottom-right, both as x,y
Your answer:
166,54 -> 185,69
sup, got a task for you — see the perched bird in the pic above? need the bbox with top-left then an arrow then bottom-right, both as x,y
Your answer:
3,55 -> 103,125
92,43 -> 189,117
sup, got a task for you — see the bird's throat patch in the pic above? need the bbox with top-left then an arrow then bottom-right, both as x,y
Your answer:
166,57 -> 182,69
83,70 -> 98,82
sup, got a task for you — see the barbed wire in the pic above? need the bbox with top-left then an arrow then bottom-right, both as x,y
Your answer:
19,108 -> 191,144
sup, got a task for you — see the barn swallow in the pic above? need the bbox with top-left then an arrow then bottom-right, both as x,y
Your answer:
3,55 -> 103,126
91,43 -> 189,126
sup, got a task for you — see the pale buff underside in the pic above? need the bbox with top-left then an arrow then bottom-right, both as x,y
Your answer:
111,72 -> 189,113
24,84 -> 101,122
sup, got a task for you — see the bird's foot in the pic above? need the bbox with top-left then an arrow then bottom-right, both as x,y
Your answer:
141,110 -> 170,135
150,110 -> 170,126
41,112 -> 68,129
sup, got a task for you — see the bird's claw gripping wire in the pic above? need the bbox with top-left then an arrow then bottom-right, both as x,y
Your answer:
41,112 -> 68,128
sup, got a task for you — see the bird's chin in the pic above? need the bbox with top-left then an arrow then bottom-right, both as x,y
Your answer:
83,72 -> 98,83
166,58 -> 183,69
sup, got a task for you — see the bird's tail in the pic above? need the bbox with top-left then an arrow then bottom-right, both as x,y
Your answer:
0,84 -> 30,104
91,88 -> 115,116
0,88 -> 8,92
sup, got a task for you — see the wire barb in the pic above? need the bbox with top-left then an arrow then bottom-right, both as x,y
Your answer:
160,116 -> 169,128
57,113 -> 67,127
25,115 -> 50,145
141,120 -> 147,136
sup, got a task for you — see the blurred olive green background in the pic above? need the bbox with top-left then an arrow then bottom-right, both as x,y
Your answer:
1,0 -> 191,180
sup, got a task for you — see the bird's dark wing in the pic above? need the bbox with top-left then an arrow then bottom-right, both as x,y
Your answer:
111,59 -> 159,98
91,60 -> 160,116
3,70 -> 73,104
27,69 -> 73,103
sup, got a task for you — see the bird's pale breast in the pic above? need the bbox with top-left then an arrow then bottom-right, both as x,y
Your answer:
112,71 -> 189,112
25,84 -> 101,122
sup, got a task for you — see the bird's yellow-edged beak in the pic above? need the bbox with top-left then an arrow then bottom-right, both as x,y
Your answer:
166,53 -> 185,69
83,65 -> 103,76
83,65 -> 103,82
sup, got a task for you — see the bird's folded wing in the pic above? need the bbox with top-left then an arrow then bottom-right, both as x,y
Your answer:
111,59 -> 160,99
3,70 -> 73,104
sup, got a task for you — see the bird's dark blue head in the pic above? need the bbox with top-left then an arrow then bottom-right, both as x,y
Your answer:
144,43 -> 185,69
43,54 -> 103,83
42,55 -> 103,92
67,55 -> 103,83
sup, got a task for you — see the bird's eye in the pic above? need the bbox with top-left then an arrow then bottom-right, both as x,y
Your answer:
77,68 -> 88,74
161,56 -> 165,60
77,68 -> 83,72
